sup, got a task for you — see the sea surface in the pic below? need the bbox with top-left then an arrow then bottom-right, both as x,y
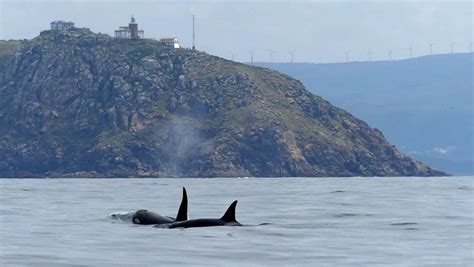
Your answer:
0,177 -> 472,266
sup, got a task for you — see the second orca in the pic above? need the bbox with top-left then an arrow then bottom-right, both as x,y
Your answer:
165,200 -> 242,228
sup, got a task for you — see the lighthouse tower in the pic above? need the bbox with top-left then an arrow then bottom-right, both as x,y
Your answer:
129,16 -> 139,39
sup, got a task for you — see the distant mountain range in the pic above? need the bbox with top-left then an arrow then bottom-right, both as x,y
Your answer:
257,53 -> 473,175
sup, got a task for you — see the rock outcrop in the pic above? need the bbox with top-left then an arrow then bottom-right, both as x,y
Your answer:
0,29 -> 445,177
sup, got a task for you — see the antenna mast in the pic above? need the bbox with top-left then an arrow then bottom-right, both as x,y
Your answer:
192,14 -> 195,50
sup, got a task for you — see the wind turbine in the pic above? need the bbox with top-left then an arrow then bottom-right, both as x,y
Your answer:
267,49 -> 274,63
289,50 -> 295,63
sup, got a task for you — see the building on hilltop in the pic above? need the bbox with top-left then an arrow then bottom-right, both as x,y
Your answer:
114,16 -> 144,39
159,37 -> 181,49
50,20 -> 75,31
114,26 -> 131,38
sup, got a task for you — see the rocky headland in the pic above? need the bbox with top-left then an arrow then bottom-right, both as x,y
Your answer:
0,29 -> 446,177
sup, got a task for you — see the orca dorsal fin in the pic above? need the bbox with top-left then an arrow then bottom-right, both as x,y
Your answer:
221,200 -> 238,222
175,187 -> 188,222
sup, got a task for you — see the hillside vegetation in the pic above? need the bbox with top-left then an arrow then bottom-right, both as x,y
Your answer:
0,29 -> 444,177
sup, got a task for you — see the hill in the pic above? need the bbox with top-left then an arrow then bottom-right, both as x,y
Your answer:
0,29 -> 444,177
257,54 -> 473,175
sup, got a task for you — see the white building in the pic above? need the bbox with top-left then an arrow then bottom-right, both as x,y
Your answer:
50,20 -> 75,31
114,26 -> 132,39
159,37 -> 180,49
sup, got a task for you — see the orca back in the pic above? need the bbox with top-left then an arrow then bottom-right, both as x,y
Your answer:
133,210 -> 174,225
168,218 -> 224,228
133,187 -> 188,225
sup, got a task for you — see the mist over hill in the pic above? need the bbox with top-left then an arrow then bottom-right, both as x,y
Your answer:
257,54 -> 473,175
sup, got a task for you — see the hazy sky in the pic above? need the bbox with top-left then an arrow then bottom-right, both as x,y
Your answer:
1,0 -> 472,63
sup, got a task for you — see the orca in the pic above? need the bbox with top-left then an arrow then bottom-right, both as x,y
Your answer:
166,200 -> 242,228
132,187 -> 188,225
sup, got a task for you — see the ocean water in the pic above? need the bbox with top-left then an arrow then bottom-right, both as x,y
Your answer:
0,177 -> 472,266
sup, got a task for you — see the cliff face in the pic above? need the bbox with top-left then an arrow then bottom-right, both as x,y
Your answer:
0,29 -> 445,177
